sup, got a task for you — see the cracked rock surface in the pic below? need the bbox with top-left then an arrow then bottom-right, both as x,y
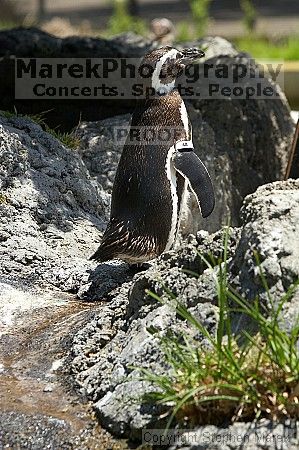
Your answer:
70,180 -> 299,445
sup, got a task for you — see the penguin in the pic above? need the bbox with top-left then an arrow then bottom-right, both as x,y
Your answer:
91,46 -> 215,264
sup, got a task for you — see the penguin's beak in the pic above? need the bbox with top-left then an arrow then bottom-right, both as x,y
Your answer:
179,47 -> 205,65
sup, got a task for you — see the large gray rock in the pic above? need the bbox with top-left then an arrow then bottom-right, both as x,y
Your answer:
0,27 -> 294,140
168,420 -> 298,450
233,180 -> 299,304
77,114 -> 131,193
0,27 -> 153,58
69,179 -> 299,442
0,114 -> 118,291
182,36 -> 294,231
0,28 -> 154,129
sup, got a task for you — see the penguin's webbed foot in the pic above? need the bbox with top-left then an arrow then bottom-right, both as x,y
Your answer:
128,262 -> 151,274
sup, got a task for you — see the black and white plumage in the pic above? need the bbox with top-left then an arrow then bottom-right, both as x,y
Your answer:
91,46 -> 215,264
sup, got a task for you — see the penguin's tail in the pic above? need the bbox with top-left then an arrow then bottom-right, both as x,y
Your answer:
90,219 -> 128,262
90,239 -> 120,262
89,246 -> 107,262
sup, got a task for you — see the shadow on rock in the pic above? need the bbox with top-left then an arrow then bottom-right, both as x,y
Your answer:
77,261 -> 133,301
0,115 -> 110,288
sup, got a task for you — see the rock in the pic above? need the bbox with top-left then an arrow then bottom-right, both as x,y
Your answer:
77,114 -> 131,193
182,36 -> 293,232
77,260 -> 133,300
231,179 -> 299,320
168,419 -> 298,450
0,27 -> 152,59
0,411 -> 80,450
189,37 -> 295,231
95,380 -> 166,440
0,27 -> 294,144
0,410 -> 121,450
108,31 -> 154,57
0,113 -> 117,293
69,180 -> 299,442
0,28 -> 154,129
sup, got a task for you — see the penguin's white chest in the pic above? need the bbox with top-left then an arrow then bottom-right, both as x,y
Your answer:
179,101 -> 190,138
164,101 -> 192,252
164,146 -> 179,252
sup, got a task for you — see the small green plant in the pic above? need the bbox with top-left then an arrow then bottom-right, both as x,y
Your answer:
176,21 -> 195,43
0,109 -> 80,149
139,230 -> 299,429
45,126 -> 81,149
0,20 -> 17,30
106,0 -> 146,36
240,0 -> 257,33
189,0 -> 211,38
0,0 -> 19,29
0,192 -> 9,204
233,35 -> 299,60
0,109 -> 49,128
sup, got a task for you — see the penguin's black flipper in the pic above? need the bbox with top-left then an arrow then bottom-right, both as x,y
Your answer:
173,151 -> 215,218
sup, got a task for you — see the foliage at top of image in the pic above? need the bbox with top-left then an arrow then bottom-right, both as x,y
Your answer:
240,0 -> 257,33
47,128 -> 81,149
189,0 -> 211,38
0,20 -> 18,30
139,230 -> 299,429
0,109 -> 80,149
234,35 -> 299,61
105,0 -> 147,37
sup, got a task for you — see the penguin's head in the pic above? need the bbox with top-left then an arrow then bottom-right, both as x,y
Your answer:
139,46 -> 204,94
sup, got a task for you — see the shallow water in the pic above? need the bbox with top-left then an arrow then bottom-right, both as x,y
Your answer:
0,281 -> 127,449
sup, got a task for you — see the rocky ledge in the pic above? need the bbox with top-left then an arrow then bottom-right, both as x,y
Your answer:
70,179 -> 299,447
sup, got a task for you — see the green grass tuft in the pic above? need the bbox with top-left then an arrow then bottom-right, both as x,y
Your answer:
0,109 -> 80,149
0,21 -> 18,31
104,0 -> 147,37
173,28 -> 299,61
0,192 -> 9,204
189,0 -> 211,38
44,126 -> 81,149
233,35 -> 299,61
176,21 -> 195,43
139,229 -> 299,429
